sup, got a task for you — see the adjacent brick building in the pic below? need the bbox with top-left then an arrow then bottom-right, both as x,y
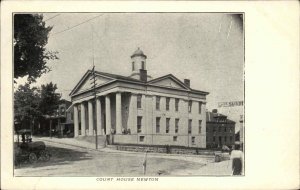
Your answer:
69,48 -> 209,148
206,109 -> 235,148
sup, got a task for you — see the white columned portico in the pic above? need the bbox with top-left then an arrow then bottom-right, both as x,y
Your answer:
74,104 -> 79,137
88,100 -> 94,136
96,97 -> 102,135
80,103 -> 86,136
105,95 -> 111,134
116,92 -> 122,134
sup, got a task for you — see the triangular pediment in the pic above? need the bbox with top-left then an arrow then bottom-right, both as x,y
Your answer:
148,74 -> 190,90
70,70 -> 115,96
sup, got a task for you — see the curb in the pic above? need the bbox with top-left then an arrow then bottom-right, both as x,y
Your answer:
38,138 -> 215,161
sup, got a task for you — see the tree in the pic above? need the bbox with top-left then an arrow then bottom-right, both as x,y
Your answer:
14,83 -> 41,129
39,82 -> 61,115
14,82 -> 61,132
14,14 -> 58,83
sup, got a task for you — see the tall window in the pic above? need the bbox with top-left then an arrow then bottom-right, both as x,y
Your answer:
137,94 -> 142,109
230,136 -> 233,142
139,136 -> 145,142
175,118 -> 179,133
166,118 -> 170,133
61,107 -> 65,115
188,100 -> 192,113
199,102 -> 202,114
132,62 -> 135,71
137,116 -> 142,133
198,120 -> 202,134
173,136 -> 177,142
175,98 -> 179,111
71,112 -> 74,120
166,97 -> 170,111
188,119 -> 192,134
156,96 -> 160,110
191,137 -> 195,145
156,117 -> 160,133
225,136 -> 227,142
141,61 -> 145,70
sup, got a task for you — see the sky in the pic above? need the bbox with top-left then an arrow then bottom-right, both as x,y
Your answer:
16,13 -> 244,112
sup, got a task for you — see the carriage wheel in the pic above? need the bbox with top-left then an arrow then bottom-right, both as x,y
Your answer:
39,150 -> 50,161
28,153 -> 37,164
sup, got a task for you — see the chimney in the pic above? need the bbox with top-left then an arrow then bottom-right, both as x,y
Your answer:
184,79 -> 190,87
212,109 -> 218,113
140,69 -> 147,82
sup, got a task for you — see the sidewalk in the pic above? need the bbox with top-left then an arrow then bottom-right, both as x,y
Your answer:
35,136 -> 98,150
171,159 -> 232,176
35,136 -> 214,164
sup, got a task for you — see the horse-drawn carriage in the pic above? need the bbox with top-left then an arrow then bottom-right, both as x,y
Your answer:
15,129 -> 51,164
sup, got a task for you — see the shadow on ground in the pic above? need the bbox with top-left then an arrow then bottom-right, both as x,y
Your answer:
15,145 -> 92,169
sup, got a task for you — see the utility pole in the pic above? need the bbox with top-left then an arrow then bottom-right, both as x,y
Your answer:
90,25 -> 98,149
90,66 -> 98,149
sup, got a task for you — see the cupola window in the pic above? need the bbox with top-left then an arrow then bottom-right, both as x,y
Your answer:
141,61 -> 145,70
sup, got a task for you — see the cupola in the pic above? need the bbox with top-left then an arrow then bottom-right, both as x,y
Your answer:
130,48 -> 150,81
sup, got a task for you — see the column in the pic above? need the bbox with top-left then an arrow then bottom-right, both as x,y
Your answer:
74,104 -> 79,137
105,95 -> 111,134
128,94 -> 137,134
116,92 -> 122,134
96,97 -> 102,135
80,103 -> 86,136
88,100 -> 94,136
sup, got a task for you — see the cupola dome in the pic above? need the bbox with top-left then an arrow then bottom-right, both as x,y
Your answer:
131,47 -> 147,59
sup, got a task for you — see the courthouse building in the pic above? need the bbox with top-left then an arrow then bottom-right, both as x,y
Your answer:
69,48 -> 209,148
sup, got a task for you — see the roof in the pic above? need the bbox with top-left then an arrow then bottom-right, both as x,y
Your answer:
61,121 -> 74,125
147,74 -> 191,90
69,69 -> 209,96
43,115 -> 66,119
94,70 -> 142,83
17,129 -> 32,134
66,104 -> 74,112
131,47 -> 147,59
69,69 -> 143,96
59,99 -> 72,107
206,111 -> 235,123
